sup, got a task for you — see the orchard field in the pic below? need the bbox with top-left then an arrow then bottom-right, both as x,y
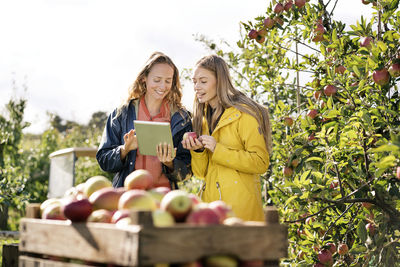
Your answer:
1,0 -> 400,266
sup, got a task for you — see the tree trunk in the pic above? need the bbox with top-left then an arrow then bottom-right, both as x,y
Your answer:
0,203 -> 9,230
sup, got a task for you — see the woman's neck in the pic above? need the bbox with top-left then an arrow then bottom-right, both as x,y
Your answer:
144,94 -> 163,117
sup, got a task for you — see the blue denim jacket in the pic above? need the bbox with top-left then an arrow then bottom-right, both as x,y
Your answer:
96,99 -> 192,188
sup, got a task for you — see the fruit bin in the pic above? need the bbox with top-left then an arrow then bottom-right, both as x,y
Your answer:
18,207 -> 288,267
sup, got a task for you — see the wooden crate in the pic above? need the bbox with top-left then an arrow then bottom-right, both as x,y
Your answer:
19,208 -> 287,266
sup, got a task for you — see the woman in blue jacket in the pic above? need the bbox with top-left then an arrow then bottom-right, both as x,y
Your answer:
97,52 -> 192,189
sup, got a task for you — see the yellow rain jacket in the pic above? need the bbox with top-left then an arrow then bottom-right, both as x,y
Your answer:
191,107 -> 270,221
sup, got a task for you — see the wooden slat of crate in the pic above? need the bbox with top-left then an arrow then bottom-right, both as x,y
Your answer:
19,218 -> 140,266
19,218 -> 287,266
19,255 -> 92,267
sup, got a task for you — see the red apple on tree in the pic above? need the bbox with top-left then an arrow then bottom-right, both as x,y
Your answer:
284,1 -> 293,11
274,3 -> 284,14
362,202 -> 372,209
284,117 -> 294,127
264,17 -> 275,29
373,68 -> 390,86
338,243 -> 349,255
295,0 -> 306,8
248,30 -> 258,39
335,65 -> 346,74
314,24 -> 324,36
318,249 -> 333,266
314,90 -> 321,100
256,35 -> 266,44
360,36 -> 373,49
308,133 -> 316,141
366,222 -> 376,236
362,0 -> 371,4
307,109 -> 318,119
283,166 -> 293,177
324,85 -> 337,97
388,63 -> 400,77
291,158 -> 299,167
326,242 -> 336,254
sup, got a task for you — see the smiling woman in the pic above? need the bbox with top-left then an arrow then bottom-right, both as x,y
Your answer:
96,52 -> 193,190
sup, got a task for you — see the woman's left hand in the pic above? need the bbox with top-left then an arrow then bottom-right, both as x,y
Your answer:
157,143 -> 176,169
199,135 -> 217,152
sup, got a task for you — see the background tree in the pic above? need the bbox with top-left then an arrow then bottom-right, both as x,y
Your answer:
200,0 -> 400,265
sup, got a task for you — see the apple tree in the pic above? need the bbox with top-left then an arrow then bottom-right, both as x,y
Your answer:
202,0 -> 400,265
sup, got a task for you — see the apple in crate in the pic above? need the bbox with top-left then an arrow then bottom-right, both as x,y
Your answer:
152,209 -> 175,227
160,190 -> 192,222
83,176 -> 112,197
124,169 -> 154,190
186,206 -> 220,225
111,209 -> 130,224
203,255 -> 238,267
41,202 -> 66,220
148,186 -> 171,206
40,198 -> 63,217
87,209 -> 113,223
89,187 -> 125,211
62,197 -> 93,222
208,200 -> 235,223
118,189 -> 157,211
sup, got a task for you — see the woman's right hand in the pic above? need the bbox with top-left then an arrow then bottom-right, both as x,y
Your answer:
181,135 -> 204,151
121,129 -> 138,160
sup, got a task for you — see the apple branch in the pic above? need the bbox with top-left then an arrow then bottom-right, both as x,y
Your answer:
285,204 -> 336,223
271,42 -> 319,63
322,202 -> 355,241
325,137 -> 345,197
362,128 -> 372,181
289,38 -> 322,54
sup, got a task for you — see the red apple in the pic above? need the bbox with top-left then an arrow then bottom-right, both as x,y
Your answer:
274,3 -> 284,14
256,35 -> 265,44
160,190 -> 192,222
314,24 -> 325,35
148,186 -> 171,206
313,263 -> 325,267
124,169 -> 154,190
188,193 -> 202,206
329,180 -> 338,189
314,90 -> 321,99
248,30 -> 258,40
208,200 -> 235,222
89,187 -> 125,211
87,209 -> 113,223
335,65 -> 346,74
326,242 -> 336,254
360,36 -> 373,49
291,159 -> 299,167
366,223 -> 376,235
308,133 -> 316,141
183,132 -> 198,141
111,209 -> 130,223
324,85 -> 337,97
284,1 -> 293,11
362,0 -> 371,4
41,202 -> 67,220
274,17 -> 284,26
318,249 -> 333,266
152,209 -> 175,227
373,68 -> 390,86
295,0 -> 306,8
337,243 -> 349,255
40,198 -> 63,216
264,17 -> 275,29
362,202 -> 372,209
223,216 -> 245,226
179,261 -> 203,267
388,63 -> 400,77
284,117 -> 294,127
396,166 -> 400,179
186,207 -> 220,225
118,189 -> 157,211
83,176 -> 112,197
257,29 -> 267,37
62,198 -> 93,222
312,33 -> 324,42
307,109 -> 318,119
283,167 -> 293,177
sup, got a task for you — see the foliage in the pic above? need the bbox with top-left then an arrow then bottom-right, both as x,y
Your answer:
201,0 -> 400,265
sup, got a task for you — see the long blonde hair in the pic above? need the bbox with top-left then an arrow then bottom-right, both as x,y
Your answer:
116,51 -> 183,117
192,55 -> 272,153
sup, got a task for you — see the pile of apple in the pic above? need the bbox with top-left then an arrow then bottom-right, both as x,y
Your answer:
39,169 -> 244,228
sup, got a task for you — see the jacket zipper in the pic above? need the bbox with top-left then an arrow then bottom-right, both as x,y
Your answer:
216,181 -> 222,200
199,182 -> 206,199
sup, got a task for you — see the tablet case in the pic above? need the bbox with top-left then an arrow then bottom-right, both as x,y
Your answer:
133,120 -> 174,157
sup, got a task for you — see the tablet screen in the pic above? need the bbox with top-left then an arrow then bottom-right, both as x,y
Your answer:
133,120 -> 175,157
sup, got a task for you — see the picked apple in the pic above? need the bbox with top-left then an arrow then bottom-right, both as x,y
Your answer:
40,198 -> 62,216
188,193 -> 202,206
118,189 -> 157,211
89,187 -> 125,211
148,186 -> 171,206
186,206 -> 220,225
124,169 -> 154,190
203,255 -> 238,267
160,190 -> 192,222
62,197 -> 93,222
223,216 -> 244,226
111,209 -> 130,224
41,202 -> 66,220
87,209 -> 113,223
152,209 -> 175,227
208,200 -> 235,223
83,176 -> 112,197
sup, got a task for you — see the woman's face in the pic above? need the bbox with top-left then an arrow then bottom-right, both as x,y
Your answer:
192,67 -> 218,108
144,63 -> 174,101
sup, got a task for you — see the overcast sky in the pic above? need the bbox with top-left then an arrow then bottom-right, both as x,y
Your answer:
0,0 -> 373,134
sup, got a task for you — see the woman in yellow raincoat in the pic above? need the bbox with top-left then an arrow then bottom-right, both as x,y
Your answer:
182,55 -> 272,221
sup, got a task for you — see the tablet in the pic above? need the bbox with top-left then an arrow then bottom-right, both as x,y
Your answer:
134,120 -> 175,157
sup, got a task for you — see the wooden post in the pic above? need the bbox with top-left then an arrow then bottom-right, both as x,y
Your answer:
25,203 -> 41,219
264,206 -> 281,267
1,243 -> 19,267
